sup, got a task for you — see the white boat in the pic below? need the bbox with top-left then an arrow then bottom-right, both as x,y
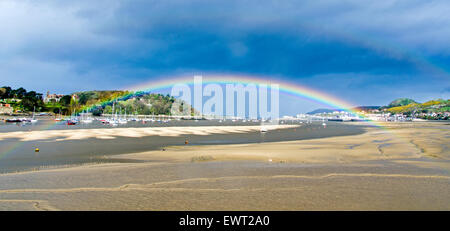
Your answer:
81,119 -> 93,123
19,117 -> 30,122
54,109 -> 63,121
109,119 -> 119,126
30,106 -> 38,123
260,126 -> 268,133
80,110 -> 93,123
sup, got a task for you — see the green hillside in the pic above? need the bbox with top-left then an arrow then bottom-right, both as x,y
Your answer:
385,98 -> 450,116
1,86 -> 190,116
386,98 -> 418,108
72,90 -> 186,116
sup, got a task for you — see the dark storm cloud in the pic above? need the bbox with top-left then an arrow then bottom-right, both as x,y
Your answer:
0,0 -> 449,110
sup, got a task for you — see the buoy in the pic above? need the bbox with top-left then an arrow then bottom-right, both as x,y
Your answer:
35,148 -> 39,152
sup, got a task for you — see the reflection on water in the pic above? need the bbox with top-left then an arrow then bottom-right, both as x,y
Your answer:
0,118 -> 274,132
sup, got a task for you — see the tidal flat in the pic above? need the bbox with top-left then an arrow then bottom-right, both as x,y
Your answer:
0,121 -> 448,210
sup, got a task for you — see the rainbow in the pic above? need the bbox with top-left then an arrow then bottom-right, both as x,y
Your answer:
129,74 -> 358,110
79,74 -> 365,118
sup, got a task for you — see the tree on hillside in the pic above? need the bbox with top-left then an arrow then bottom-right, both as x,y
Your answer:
387,98 -> 418,108
78,92 -> 96,105
60,95 -> 72,106
12,87 -> 27,99
20,91 -> 44,111
0,87 -> 12,98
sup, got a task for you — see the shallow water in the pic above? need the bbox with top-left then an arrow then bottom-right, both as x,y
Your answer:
0,118 -> 280,132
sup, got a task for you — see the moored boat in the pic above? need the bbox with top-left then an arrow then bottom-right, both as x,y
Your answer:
5,118 -> 22,123
67,120 -> 77,125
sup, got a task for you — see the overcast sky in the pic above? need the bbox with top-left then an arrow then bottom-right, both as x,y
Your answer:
0,0 -> 449,114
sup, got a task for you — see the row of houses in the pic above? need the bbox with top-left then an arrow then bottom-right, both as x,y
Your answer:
44,91 -> 79,103
44,91 -> 65,103
416,112 -> 450,119
364,113 -> 410,121
0,103 -> 13,114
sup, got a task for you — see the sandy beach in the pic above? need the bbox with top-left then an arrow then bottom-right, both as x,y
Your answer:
0,122 -> 449,210
0,124 -> 298,141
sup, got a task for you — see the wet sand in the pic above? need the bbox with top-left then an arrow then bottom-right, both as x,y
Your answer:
0,122 -> 449,210
0,122 -> 364,173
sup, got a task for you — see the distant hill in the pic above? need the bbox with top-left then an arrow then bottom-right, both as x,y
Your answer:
307,106 -> 380,114
353,106 -> 381,111
307,108 -> 342,114
71,90 -> 179,115
386,99 -> 449,114
386,98 -> 418,108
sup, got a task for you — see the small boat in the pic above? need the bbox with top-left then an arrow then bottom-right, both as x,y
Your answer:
67,120 -> 77,125
5,118 -> 22,123
260,127 -> 268,133
17,117 -> 31,123
30,107 -> 37,123
328,118 -> 343,122
54,109 -> 63,121
108,119 -> 119,126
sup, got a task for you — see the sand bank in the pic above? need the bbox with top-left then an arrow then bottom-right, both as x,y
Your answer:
117,122 -> 449,164
0,125 -> 297,142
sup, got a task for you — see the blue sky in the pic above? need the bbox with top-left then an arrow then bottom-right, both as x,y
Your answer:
0,0 -> 449,114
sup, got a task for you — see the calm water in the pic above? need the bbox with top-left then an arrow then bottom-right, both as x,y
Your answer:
0,119 -> 366,173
